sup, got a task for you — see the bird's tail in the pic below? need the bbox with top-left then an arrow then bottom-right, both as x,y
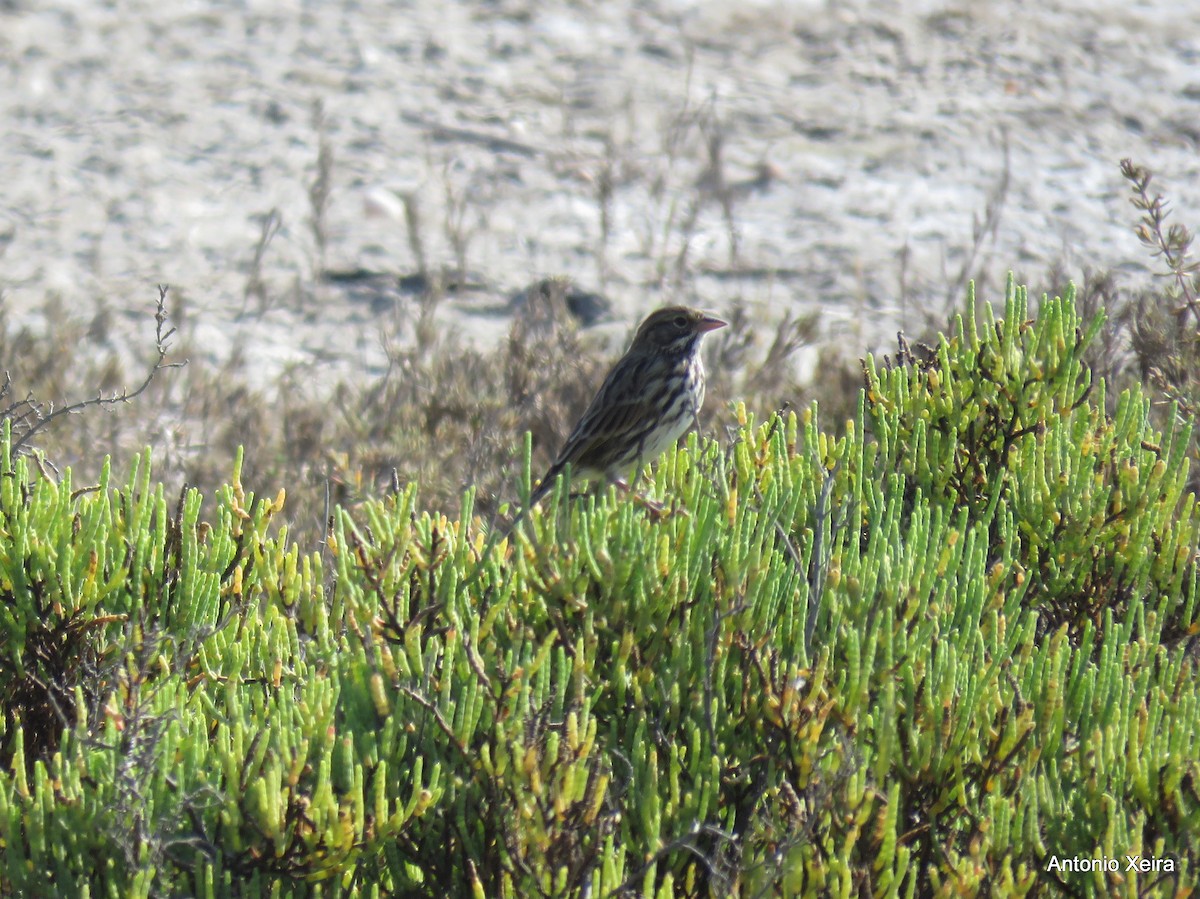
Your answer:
526,463 -> 565,510
459,465 -> 565,589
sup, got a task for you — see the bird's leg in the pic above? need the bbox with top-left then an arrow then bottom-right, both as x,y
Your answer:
631,491 -> 667,518
612,478 -> 687,521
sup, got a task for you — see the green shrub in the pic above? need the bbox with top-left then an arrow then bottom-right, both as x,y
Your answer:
0,280 -> 1196,897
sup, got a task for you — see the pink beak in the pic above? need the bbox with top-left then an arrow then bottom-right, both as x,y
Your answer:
697,315 -> 727,333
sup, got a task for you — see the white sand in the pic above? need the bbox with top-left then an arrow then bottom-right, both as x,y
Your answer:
2,0 -> 1199,384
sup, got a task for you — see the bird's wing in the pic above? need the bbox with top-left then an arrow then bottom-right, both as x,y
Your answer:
530,356 -> 655,504
555,356 -> 657,469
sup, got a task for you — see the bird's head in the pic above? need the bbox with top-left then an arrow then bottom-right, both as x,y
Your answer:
631,306 -> 727,354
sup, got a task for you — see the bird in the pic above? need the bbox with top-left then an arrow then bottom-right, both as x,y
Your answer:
527,305 -> 727,508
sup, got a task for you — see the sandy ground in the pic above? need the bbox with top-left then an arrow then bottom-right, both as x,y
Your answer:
3,0 -> 1200,387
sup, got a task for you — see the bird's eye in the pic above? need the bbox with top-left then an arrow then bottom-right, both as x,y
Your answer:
673,315 -> 688,329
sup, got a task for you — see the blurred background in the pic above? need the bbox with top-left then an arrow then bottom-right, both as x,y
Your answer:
2,0 -> 1199,539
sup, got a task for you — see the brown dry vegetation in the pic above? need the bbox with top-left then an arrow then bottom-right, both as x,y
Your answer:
3,160 -> 1199,547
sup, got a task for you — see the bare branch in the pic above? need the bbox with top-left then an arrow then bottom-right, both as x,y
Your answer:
7,285 -> 187,460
